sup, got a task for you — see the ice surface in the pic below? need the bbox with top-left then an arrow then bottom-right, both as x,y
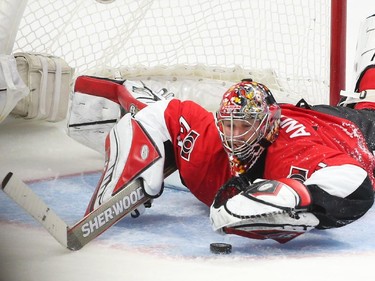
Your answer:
1,172 -> 375,259
1,169 -> 375,281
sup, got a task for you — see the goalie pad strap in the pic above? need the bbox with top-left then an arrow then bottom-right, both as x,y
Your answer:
340,90 -> 375,100
339,66 -> 375,108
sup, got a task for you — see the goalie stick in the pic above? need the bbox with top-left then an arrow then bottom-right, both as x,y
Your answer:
1,172 -> 148,251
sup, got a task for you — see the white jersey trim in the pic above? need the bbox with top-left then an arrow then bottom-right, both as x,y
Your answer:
304,164 -> 368,198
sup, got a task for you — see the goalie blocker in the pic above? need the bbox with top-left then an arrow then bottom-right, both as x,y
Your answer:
81,77 -> 178,216
85,114 -> 165,214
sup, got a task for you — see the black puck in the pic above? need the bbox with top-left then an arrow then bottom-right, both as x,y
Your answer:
210,243 -> 232,254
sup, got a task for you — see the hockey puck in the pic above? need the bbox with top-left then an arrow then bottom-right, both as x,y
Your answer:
210,243 -> 232,254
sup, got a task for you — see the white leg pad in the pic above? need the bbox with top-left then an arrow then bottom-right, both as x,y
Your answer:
355,15 -> 375,79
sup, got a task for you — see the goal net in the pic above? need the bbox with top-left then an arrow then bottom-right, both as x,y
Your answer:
2,0 -> 346,109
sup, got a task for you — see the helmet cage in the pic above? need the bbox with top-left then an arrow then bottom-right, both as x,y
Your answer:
217,109 -> 270,161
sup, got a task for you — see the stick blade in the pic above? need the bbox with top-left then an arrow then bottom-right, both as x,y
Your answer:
66,177 -> 147,250
1,172 -> 69,248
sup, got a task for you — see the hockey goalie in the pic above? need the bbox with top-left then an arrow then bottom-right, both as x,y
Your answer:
69,16 -> 375,244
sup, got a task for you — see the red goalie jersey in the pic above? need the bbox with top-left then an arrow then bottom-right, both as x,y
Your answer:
134,98 -> 375,206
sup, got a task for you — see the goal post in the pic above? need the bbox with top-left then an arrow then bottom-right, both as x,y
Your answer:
330,0 -> 347,106
3,0 -> 347,107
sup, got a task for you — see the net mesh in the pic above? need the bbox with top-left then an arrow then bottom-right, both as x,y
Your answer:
11,0 -> 333,104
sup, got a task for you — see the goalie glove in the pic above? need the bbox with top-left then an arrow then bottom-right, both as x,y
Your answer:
211,175 -> 251,207
210,178 -> 319,244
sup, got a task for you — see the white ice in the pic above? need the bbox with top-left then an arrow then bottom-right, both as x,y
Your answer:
1,1 -> 375,280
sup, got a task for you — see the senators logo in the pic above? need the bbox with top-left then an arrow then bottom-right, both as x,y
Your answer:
180,130 -> 200,161
178,116 -> 200,161
288,166 -> 309,182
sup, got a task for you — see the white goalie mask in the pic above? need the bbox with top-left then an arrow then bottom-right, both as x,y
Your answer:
216,79 -> 281,172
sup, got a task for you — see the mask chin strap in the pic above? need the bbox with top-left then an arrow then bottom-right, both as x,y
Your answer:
258,136 -> 273,148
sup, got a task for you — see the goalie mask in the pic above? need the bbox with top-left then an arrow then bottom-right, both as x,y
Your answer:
216,79 -> 281,174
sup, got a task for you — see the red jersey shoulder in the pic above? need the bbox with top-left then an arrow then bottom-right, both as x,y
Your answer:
265,104 -> 373,181
163,100 -> 219,149
163,99 -> 231,205
279,104 -> 323,139
279,104 -> 364,141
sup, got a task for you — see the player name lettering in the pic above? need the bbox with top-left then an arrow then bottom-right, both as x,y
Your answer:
280,116 -> 311,138
81,187 -> 145,237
